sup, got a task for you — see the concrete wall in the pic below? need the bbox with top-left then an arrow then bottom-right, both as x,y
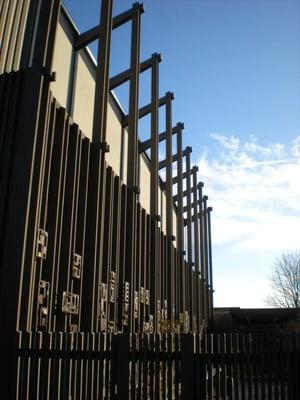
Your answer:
50,10 -> 178,244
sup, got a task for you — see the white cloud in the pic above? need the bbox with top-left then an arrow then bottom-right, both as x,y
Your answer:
197,134 -> 300,307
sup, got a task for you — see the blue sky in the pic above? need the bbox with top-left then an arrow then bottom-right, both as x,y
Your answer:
63,0 -> 300,308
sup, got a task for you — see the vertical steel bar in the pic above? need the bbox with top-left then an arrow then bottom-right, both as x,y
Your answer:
202,195 -> 209,325
207,206 -> 214,322
192,167 -> 200,332
126,3 -> 142,188
149,52 -> 160,335
185,148 -> 193,265
176,123 -> 185,320
92,0 -> 113,147
150,53 -> 160,217
165,92 -> 174,239
165,91 -> 174,327
192,168 -> 200,274
185,147 -> 193,330
125,3 -> 143,333
198,182 -> 205,328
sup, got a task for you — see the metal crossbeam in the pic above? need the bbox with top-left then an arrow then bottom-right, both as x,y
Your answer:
123,91 -> 174,127
139,122 -> 183,153
172,165 -> 198,185
159,146 -> 191,170
75,3 -> 145,50
110,53 -> 161,90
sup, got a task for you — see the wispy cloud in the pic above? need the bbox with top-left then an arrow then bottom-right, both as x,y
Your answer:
197,133 -> 300,251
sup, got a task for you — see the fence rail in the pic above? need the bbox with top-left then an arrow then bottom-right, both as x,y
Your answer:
16,331 -> 300,399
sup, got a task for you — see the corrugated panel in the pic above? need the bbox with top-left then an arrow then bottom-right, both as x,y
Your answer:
0,0 -> 26,73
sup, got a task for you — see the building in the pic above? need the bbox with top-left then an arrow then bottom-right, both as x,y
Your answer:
0,0 -> 214,397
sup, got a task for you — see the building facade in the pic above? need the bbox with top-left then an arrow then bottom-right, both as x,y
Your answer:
0,0 -> 214,397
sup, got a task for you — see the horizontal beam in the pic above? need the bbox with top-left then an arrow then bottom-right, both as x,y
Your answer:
110,53 -> 161,90
173,188 -> 188,202
183,200 -> 200,213
172,165 -> 198,185
159,146 -> 191,170
75,2 -> 145,50
139,122 -> 183,153
123,91 -> 174,127
184,210 -> 209,226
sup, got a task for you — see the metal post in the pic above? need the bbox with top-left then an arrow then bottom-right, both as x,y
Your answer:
197,182 -> 204,328
203,195 -> 209,325
175,123 -> 185,328
207,206 -> 214,322
149,53 -> 160,333
165,91 -> 175,327
125,3 -> 143,333
150,53 -> 160,218
185,149 -> 193,265
185,148 -> 193,331
92,0 -> 113,148
192,167 -> 200,274
165,92 -> 174,239
192,166 -> 200,332
126,3 -> 142,189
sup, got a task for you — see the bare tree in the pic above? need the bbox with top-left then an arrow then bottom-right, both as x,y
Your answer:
265,251 -> 300,308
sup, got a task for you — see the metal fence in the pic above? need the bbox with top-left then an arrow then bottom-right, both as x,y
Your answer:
16,331 -> 300,399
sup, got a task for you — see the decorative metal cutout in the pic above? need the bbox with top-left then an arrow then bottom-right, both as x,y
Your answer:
72,253 -> 82,279
37,280 -> 49,328
122,282 -> 129,325
149,315 -> 154,334
143,321 -> 149,333
69,324 -> 78,333
184,311 -> 190,333
134,290 -> 139,318
140,287 -> 145,303
36,229 -> 48,259
109,271 -> 116,303
108,320 -> 114,332
62,291 -> 79,315
157,300 -> 161,332
99,283 -> 107,331
145,289 -> 150,306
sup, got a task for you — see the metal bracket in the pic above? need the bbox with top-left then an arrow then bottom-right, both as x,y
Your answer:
42,68 -> 56,82
99,141 -> 110,153
133,186 -> 140,195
